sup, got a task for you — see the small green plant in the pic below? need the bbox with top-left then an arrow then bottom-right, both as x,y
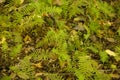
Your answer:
0,0 -> 119,80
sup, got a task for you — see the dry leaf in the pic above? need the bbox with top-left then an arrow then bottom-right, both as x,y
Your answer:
32,62 -> 43,68
24,46 -> 34,54
35,72 -> 44,77
90,35 -> 97,42
110,74 -> 119,79
59,61 -> 67,68
105,49 -> 116,56
0,37 -> 6,44
10,73 -> 16,79
74,17 -> 81,21
106,38 -> 115,42
53,0 -> 62,6
73,23 -> 85,31
107,21 -> 113,26
20,0 -> 24,4
24,35 -> 31,44
0,0 -> 5,3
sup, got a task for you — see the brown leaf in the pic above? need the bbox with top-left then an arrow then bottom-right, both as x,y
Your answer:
110,74 -> 119,79
35,72 -> 44,77
32,62 -> 43,68
90,35 -> 97,42
53,0 -> 62,6
73,23 -> 85,31
106,38 -> 115,43
24,35 -> 31,44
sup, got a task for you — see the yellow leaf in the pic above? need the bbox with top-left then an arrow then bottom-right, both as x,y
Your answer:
24,35 -> 31,44
32,62 -> 43,68
0,37 -> 6,44
20,0 -> 24,4
105,49 -> 116,56
111,64 -> 117,69
35,72 -> 44,77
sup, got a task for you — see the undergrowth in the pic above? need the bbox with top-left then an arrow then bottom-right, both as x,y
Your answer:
0,0 -> 120,80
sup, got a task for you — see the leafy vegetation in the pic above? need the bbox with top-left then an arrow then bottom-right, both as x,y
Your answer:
0,0 -> 120,80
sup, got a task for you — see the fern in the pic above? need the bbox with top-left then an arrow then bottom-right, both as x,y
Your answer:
68,0 -> 84,19
71,51 -> 110,80
31,49 -> 50,61
10,43 -> 22,58
60,0 -> 86,19
87,0 -> 114,20
99,51 -> 109,63
89,21 -> 101,34
0,0 -> 116,79
97,1 -> 114,18
1,76 -> 11,80
36,28 -> 71,64
10,56 -> 35,79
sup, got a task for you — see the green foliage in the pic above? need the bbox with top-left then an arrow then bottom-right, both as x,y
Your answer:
36,28 -> 71,63
0,0 -> 119,80
31,49 -> 50,61
10,56 -> 35,79
10,43 -> 22,58
1,76 -> 11,80
69,51 -> 110,80
100,51 -> 109,63
89,21 -> 101,33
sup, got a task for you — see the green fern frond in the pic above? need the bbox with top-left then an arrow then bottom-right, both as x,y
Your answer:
70,50 -> 110,80
98,1 -> 114,17
31,49 -> 50,61
10,56 -> 35,79
1,76 -> 11,80
18,3 -> 35,15
99,51 -> 109,63
89,21 -> 101,33
45,6 -> 62,15
68,0 -> 83,19
10,43 -> 22,58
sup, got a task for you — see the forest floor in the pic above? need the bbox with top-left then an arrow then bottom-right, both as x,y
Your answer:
0,0 -> 120,80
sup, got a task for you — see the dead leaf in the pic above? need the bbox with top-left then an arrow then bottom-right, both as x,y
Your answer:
20,0 -> 24,4
97,30 -> 104,38
0,37 -> 6,44
74,17 -> 81,21
106,38 -> 115,43
32,62 -> 43,68
35,72 -> 44,77
110,74 -> 120,79
24,35 -> 31,44
73,23 -> 85,31
105,49 -> 116,56
42,12 -> 49,17
0,0 -> 5,3
24,46 -> 34,54
59,61 -> 67,68
53,0 -> 62,6
90,35 -> 97,42
10,73 -> 17,79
